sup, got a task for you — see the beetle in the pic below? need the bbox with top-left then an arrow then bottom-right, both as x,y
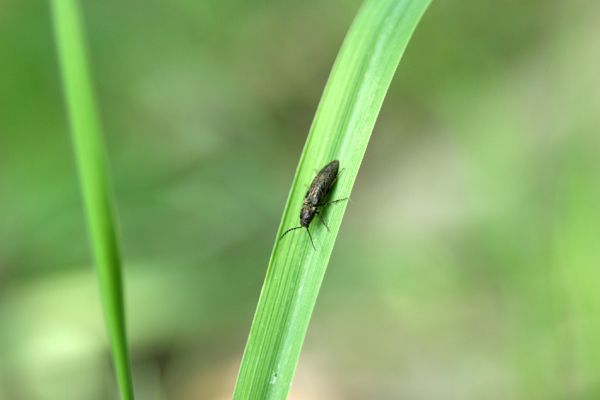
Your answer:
280,160 -> 347,249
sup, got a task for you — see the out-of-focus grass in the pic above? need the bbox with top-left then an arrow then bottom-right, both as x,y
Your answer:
1,0 -> 600,399
50,1 -> 134,399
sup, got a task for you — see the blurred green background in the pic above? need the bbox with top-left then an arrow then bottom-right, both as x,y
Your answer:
2,0 -> 600,399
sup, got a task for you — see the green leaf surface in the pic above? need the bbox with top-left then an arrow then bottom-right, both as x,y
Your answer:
233,0 -> 433,398
50,1 -> 135,399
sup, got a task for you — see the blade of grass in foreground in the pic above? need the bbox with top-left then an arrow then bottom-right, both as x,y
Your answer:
50,1 -> 135,399
233,0 -> 432,398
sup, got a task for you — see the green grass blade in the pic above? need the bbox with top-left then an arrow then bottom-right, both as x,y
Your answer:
50,1 -> 135,399
233,0 -> 432,398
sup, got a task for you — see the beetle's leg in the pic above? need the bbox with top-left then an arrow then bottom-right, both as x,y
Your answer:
315,211 -> 330,231
335,168 -> 346,183
317,197 -> 348,207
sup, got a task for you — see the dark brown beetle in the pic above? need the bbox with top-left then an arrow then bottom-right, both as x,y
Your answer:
280,160 -> 347,249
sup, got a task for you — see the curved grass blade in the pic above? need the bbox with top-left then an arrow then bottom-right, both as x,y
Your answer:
233,0 -> 433,398
50,1 -> 135,399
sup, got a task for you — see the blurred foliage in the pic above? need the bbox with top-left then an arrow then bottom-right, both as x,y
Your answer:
1,0 -> 600,399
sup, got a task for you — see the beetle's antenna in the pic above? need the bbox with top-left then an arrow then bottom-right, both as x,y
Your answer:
280,226 -> 303,240
305,227 -> 316,250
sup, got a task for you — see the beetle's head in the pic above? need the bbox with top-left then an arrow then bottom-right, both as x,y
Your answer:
300,205 -> 315,227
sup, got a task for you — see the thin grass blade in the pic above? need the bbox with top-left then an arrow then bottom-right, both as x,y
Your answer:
50,1 -> 135,398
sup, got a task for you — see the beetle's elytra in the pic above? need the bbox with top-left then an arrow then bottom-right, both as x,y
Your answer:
280,160 -> 347,249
